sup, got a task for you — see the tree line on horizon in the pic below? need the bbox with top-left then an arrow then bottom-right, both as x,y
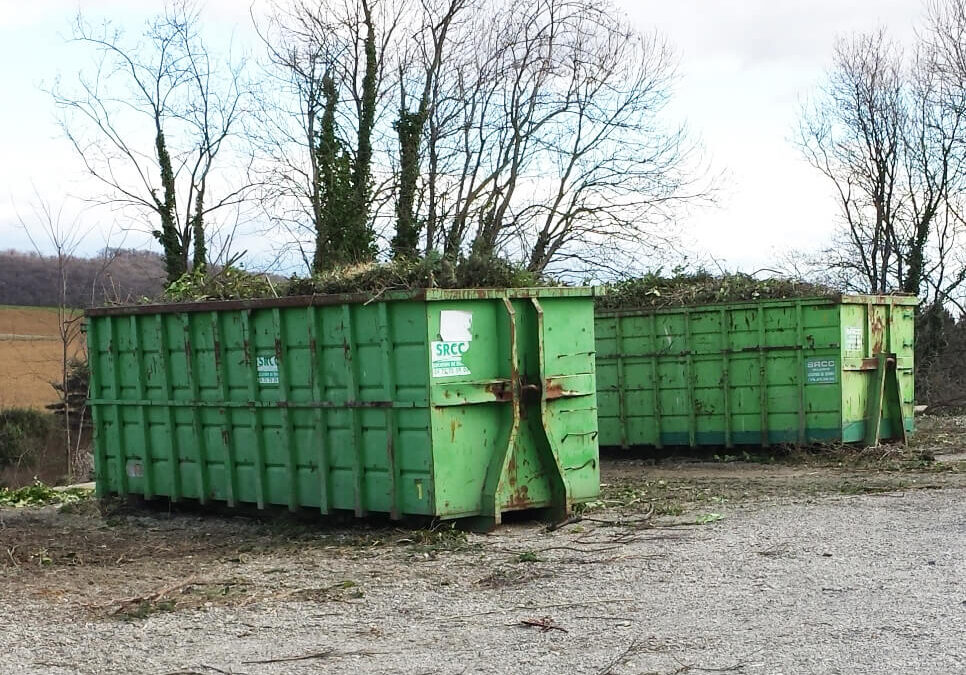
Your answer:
0,249 -> 166,308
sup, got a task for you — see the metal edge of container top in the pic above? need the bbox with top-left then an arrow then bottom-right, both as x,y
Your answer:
593,293 -> 919,318
84,287 -> 598,317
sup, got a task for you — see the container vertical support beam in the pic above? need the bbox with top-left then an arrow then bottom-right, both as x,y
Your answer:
307,306 -> 330,514
105,317 -> 129,496
155,315 -> 182,501
240,310 -> 268,508
129,316 -> 155,499
379,303 -> 401,520
614,317 -> 628,449
87,320 -> 109,497
650,313 -> 663,448
720,308 -> 732,449
211,311 -> 237,507
531,298 -> 574,520
272,308 -> 299,512
479,298 -> 522,527
342,304 -> 366,517
795,302 -> 807,444
182,313 -> 210,504
757,307 -> 769,447
865,353 -> 907,446
684,309 -> 697,448
865,354 -> 887,446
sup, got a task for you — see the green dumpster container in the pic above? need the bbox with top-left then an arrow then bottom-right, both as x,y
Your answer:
86,288 -> 599,527
594,294 -> 915,449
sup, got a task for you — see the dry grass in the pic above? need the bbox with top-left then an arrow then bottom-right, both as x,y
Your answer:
0,306 -> 83,410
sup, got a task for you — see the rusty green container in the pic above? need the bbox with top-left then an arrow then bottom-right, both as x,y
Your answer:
595,295 -> 915,449
86,288 -> 599,528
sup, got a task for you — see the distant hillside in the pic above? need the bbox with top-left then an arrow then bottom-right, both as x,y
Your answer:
0,249 -> 166,308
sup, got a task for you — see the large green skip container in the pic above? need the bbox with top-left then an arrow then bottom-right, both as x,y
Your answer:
595,295 -> 915,448
86,289 -> 599,528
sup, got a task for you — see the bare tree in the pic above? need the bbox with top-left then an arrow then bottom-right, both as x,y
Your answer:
798,12 -> 966,306
53,1 -> 251,283
255,0 -> 405,272
408,0 -> 706,275
799,30 -> 905,295
256,0 -> 704,276
16,192 -> 93,480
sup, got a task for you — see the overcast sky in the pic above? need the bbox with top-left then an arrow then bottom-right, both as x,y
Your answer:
0,0 -> 927,272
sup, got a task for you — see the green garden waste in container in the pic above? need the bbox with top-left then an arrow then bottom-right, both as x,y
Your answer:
86,288 -> 599,528
595,294 -> 915,449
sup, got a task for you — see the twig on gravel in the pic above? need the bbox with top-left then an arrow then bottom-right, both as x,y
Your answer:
597,639 -> 645,674
242,649 -> 383,665
668,648 -> 760,673
441,597 -> 634,621
518,616 -> 568,633
669,658 -> 748,673
573,615 -> 634,622
161,667 -> 243,675
102,577 -> 202,614
242,650 -> 335,664
535,544 -> 624,554
490,544 -> 625,556
581,507 -> 657,529
546,514 -> 583,532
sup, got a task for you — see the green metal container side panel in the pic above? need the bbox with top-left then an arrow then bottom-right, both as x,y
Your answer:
595,295 -> 916,448
426,295 -> 599,521
88,300 -> 435,516
87,287 -> 598,525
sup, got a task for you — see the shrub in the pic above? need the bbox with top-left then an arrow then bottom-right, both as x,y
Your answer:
0,408 -> 52,467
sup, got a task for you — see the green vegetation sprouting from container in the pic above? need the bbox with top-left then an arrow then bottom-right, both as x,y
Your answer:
161,256 -> 544,304
595,294 -> 915,449
596,271 -> 839,311
86,288 -> 599,528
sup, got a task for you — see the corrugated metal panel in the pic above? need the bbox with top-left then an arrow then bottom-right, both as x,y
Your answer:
595,295 -> 916,449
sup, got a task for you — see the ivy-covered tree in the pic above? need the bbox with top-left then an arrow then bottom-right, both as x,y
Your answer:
54,1 -> 249,283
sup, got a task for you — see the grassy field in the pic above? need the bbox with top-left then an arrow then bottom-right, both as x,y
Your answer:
0,305 -> 83,410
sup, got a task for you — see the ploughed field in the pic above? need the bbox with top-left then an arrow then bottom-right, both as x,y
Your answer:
0,306 -> 82,410
2,415 -> 966,674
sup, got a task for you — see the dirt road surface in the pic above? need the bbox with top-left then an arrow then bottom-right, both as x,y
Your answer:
2,438 -> 966,674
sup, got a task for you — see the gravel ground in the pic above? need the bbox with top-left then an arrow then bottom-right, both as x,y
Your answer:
3,465 -> 966,675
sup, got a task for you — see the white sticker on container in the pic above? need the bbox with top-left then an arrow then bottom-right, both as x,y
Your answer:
431,340 -> 471,377
256,354 -> 279,385
845,326 -> 863,352
440,310 -> 473,341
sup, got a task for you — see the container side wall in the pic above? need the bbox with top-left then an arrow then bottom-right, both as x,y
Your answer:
90,302 -> 433,516
596,298 -> 845,447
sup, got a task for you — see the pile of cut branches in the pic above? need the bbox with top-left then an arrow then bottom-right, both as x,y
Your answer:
158,255 -> 546,303
596,271 -> 840,310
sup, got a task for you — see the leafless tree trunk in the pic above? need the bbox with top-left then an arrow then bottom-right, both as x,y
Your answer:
17,192 -> 90,480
